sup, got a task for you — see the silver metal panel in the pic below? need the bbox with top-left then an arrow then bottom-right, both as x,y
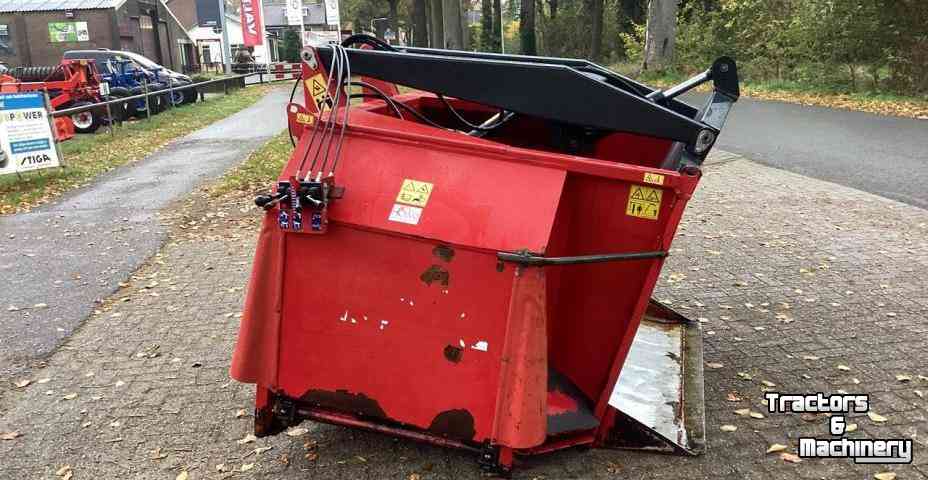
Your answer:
606,300 -> 705,454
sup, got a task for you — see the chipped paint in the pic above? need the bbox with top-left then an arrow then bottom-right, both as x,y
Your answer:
339,310 -> 348,322
471,341 -> 489,352
379,320 -> 389,330
459,313 -> 466,319
459,339 -> 465,348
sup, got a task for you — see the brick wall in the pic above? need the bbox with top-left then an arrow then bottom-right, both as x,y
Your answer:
0,1 -> 192,71
0,10 -> 118,68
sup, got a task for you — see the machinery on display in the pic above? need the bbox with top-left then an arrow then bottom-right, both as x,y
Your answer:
231,35 -> 740,475
0,59 -> 107,139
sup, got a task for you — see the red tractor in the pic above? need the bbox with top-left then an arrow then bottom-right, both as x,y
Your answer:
0,59 -> 108,140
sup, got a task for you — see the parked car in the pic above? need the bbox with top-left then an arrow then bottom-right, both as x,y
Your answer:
63,49 -> 196,106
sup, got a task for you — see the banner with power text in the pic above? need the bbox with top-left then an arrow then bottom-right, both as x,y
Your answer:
0,92 -> 62,176
241,0 -> 265,46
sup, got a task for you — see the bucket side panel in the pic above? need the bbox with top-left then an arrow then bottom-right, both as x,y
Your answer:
276,225 -> 515,443
545,173 -> 680,403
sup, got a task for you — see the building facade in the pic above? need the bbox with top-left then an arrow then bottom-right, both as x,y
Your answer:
0,0 -> 194,70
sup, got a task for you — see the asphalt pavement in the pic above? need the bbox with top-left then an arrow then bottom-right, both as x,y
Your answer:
0,87 -> 288,380
684,92 -> 928,209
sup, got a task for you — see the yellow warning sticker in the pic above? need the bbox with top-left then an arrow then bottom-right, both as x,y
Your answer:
305,74 -> 329,111
643,172 -> 665,185
396,179 -> 434,207
295,112 -> 314,125
626,185 -> 662,220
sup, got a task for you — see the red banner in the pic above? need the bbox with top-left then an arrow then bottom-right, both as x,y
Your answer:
240,0 -> 264,46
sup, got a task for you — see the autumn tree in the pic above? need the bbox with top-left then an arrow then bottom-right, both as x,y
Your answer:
641,0 -> 679,70
520,0 -> 537,54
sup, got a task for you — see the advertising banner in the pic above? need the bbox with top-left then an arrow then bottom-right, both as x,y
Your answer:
195,0 -> 221,27
286,0 -> 303,26
323,0 -> 340,26
240,0 -> 265,46
48,22 -> 89,43
0,93 -> 61,176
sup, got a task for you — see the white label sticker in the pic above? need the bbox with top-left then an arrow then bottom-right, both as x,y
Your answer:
388,203 -> 422,225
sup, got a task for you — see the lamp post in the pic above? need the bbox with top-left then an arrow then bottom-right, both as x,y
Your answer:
217,0 -> 232,73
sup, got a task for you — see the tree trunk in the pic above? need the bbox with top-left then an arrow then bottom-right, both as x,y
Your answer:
461,0 -> 470,50
429,0 -> 444,48
642,0 -> 678,71
549,0 -> 557,19
492,0 -> 502,52
481,0 -> 493,50
413,0 -> 429,46
387,0 -> 399,44
589,0 -> 603,61
519,0 -> 536,55
442,0 -> 464,49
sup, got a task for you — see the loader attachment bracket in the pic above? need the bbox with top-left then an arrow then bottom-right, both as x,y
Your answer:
313,45 -> 739,168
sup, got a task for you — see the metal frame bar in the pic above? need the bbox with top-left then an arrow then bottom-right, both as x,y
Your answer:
497,250 -> 668,266
316,47 -> 712,147
314,47 -> 739,166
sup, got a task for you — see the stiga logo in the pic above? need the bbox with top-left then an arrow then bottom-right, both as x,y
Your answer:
765,392 -> 914,464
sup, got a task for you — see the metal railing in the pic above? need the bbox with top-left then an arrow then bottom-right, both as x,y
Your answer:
50,71 -> 295,136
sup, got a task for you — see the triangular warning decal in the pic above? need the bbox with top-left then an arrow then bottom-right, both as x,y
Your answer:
645,189 -> 661,202
631,188 -> 646,200
311,79 -> 326,96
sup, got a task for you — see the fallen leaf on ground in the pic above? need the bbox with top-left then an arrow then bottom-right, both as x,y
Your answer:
780,452 -> 802,463
761,380 -> 776,387
874,473 -> 896,480
62,393 -> 77,400
238,433 -> 257,444
837,365 -> 851,371
734,408 -> 750,416
241,463 -> 254,472
37,378 -> 51,384
150,448 -> 168,460
254,446 -> 273,455
55,465 -> 71,476
726,392 -> 743,402
14,379 -> 30,388
285,427 -> 309,437
235,408 -> 247,418
216,463 -> 227,472
766,443 -> 788,454
719,424 -> 737,432
736,372 -> 753,380
749,411 -> 765,419
846,423 -> 858,432
895,374 -> 912,382
1,432 -> 20,440
175,472 -> 188,480
915,390 -> 924,398
868,412 -> 888,422
800,413 -> 819,422
705,362 -> 724,369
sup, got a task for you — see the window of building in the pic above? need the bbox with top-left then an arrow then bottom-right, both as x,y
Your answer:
140,15 -> 153,30
0,24 -> 13,55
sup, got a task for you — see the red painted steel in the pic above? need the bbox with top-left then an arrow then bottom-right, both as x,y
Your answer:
232,48 -> 706,468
